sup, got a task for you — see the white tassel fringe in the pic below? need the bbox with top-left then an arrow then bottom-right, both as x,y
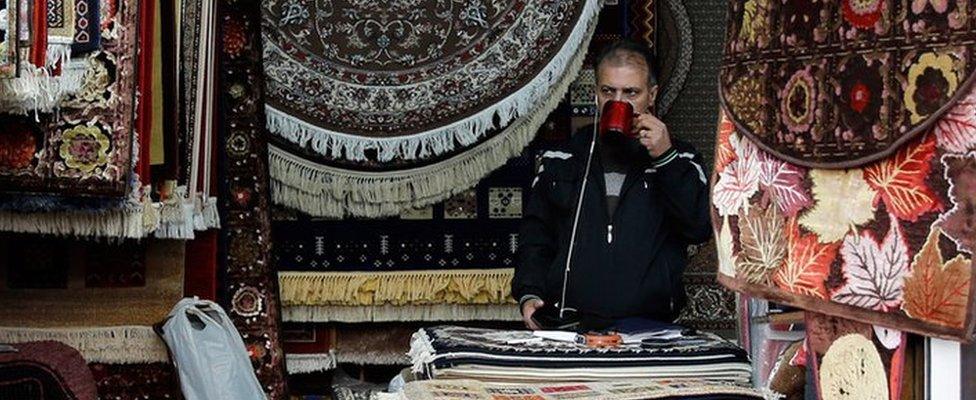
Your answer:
285,352 -> 338,374
0,325 -> 170,364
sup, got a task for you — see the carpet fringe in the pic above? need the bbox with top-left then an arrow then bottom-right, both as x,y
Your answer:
154,186 -> 220,239
0,326 -> 169,364
266,0 -> 602,218
278,269 -> 516,307
0,197 -> 161,239
335,351 -> 410,366
281,304 -> 521,323
0,45 -> 84,115
285,352 -> 337,374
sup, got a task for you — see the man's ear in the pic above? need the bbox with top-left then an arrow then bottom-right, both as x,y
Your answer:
647,85 -> 659,112
648,85 -> 659,101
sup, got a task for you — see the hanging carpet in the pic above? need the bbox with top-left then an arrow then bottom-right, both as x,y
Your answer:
0,0 -> 153,238
216,0 -> 288,395
720,0 -> 976,168
713,0 -> 976,342
273,144 -> 537,323
261,0 -> 601,218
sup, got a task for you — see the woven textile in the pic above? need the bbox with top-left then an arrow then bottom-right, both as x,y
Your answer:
46,0 -> 74,39
0,341 -> 97,400
0,0 -> 153,239
712,83 -> 976,341
805,312 -> 906,400
381,379 -> 767,400
0,237 -> 184,328
409,326 -> 752,383
0,0 -> 135,197
71,0 -> 98,54
261,0 -> 601,218
215,0 -> 287,396
720,0 -> 976,168
274,143 -> 543,323
0,0 -> 18,78
89,363 -> 182,400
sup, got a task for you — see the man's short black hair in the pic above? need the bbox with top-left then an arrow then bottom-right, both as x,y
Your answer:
594,39 -> 658,87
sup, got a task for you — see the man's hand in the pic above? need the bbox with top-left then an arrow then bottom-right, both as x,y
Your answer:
633,113 -> 672,158
521,298 -> 544,330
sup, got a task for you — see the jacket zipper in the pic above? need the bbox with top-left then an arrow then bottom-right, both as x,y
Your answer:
664,258 -> 674,313
607,224 -> 613,244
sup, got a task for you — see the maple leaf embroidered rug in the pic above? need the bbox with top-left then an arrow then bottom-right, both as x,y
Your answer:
720,0 -> 976,168
712,83 -> 976,342
261,0 -> 601,218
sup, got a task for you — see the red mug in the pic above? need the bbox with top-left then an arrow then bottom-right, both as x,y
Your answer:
599,100 -> 635,138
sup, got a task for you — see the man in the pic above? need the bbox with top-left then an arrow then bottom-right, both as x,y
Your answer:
513,39 -> 711,330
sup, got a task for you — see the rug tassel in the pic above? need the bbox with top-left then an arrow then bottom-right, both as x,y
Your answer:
156,186 -> 197,239
408,329 -> 435,374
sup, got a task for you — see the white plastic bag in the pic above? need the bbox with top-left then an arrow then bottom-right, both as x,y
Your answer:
161,297 -> 266,400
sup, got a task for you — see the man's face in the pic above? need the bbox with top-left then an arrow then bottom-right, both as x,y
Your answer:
596,62 -> 657,115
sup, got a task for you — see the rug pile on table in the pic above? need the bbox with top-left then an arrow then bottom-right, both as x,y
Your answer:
408,326 -> 752,384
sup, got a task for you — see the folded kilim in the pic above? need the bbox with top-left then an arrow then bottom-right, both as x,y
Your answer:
380,379 -> 767,400
408,326 -> 752,384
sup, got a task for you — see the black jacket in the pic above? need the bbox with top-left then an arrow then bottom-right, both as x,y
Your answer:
513,128 -> 711,322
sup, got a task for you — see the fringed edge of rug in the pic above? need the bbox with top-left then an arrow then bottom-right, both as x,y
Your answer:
285,352 -> 337,374
0,45 -> 84,115
0,200 -> 161,239
278,269 -> 516,307
0,325 -> 169,364
407,328 -> 435,374
266,0 -> 602,218
335,350 -> 410,366
281,304 -> 521,323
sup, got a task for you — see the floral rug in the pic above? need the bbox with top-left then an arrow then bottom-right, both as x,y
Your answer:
261,0 -> 601,218
720,0 -> 976,168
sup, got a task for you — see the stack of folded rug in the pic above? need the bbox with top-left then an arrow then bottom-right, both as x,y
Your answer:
408,326 -> 752,384
379,379 -> 768,400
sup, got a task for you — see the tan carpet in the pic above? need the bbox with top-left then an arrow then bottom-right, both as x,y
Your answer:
0,238 -> 184,327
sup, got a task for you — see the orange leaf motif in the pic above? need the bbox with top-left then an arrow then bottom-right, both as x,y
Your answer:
863,134 -> 941,221
902,227 -> 972,329
774,219 -> 840,299
716,112 -> 737,172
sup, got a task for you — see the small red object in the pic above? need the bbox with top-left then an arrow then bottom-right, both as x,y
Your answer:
582,331 -> 623,348
599,100 -> 635,138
